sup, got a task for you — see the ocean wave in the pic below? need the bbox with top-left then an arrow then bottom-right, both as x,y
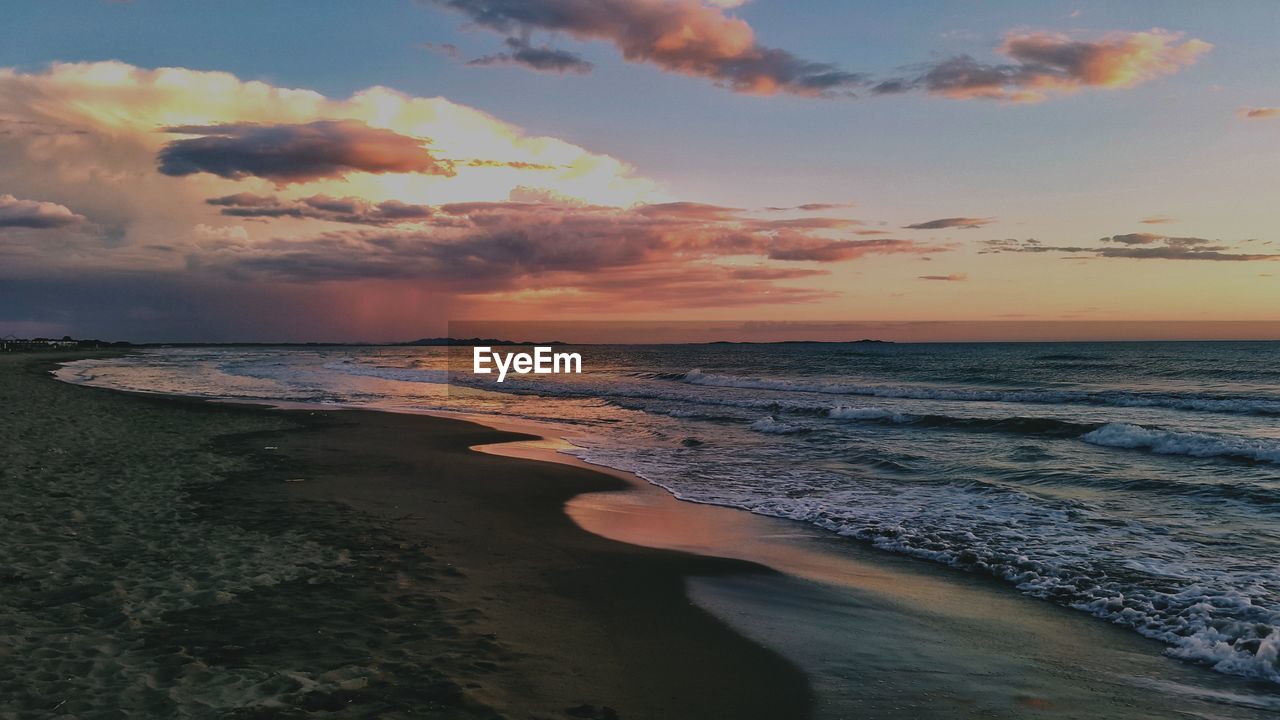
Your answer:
582,442 -> 1280,686
750,416 -> 805,434
1034,353 -> 1106,361
827,406 -> 1100,438
826,409 -> 1280,465
728,493 -> 1280,686
828,405 -> 905,421
680,369 -> 1280,416
1082,423 -> 1280,464
321,361 -> 450,385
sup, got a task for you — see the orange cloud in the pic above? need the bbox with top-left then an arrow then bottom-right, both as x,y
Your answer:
0,193 -> 85,229
876,29 -> 1211,102
431,0 -> 865,96
190,201 -> 937,291
1238,107 -> 1280,119
0,61 -> 664,212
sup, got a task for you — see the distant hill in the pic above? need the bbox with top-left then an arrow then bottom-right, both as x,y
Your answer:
705,339 -> 893,345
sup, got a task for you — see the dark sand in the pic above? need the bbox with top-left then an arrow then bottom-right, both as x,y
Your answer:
1,352 -> 809,719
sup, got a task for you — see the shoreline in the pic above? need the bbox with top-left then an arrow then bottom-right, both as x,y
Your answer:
251,404 -> 815,719
461,409 -> 1280,718
9,352 -> 811,718
21,352 -> 1280,718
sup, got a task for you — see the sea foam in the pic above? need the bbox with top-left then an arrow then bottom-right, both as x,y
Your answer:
1082,423 -> 1280,464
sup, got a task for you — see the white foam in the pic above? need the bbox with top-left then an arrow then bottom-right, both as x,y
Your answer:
321,361 -> 450,385
1082,423 -> 1280,464
750,416 -> 804,434
828,405 -> 910,422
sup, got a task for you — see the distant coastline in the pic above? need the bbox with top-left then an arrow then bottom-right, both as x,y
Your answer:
706,338 -> 893,345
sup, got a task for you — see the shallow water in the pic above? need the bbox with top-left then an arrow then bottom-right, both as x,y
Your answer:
58,341 -> 1280,689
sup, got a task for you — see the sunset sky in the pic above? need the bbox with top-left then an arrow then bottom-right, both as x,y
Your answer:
1,0 -> 1277,341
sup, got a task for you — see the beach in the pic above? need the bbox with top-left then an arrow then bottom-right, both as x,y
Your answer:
1,352 -> 807,718
7,350 -> 1280,719
6,3 -> 1278,716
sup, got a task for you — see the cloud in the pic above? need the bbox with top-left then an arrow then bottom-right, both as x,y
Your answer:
764,235 -> 917,261
207,193 -> 434,225
918,273 -> 966,281
0,60 -> 954,336
1239,107 -> 1280,120
468,37 -> 594,73
633,201 -> 743,221
157,120 -> 453,185
904,217 -> 995,230
191,200 -> 937,287
0,61 -> 663,235
460,159 -> 562,170
0,193 -> 86,229
1101,232 -> 1212,247
981,236 -> 1279,261
425,8 -> 1203,104
1096,247 -> 1277,261
430,0 -> 866,96
763,203 -> 853,212
876,29 -> 1210,102
1140,215 -> 1174,224
0,118 -> 90,138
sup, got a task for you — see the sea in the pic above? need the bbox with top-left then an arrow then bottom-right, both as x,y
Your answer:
57,341 -> 1280,687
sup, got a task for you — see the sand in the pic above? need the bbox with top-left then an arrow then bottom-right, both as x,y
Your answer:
0,352 -> 808,719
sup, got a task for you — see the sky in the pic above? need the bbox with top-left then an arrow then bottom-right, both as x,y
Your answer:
0,0 -> 1277,342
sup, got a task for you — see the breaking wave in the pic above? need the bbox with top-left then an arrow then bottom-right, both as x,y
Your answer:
680,369 -> 1280,416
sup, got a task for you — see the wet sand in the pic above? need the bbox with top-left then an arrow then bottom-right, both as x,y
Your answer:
480,425 -> 1280,719
265,406 -> 813,719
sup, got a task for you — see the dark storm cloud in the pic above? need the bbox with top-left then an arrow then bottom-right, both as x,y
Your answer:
157,120 -> 453,184
430,0 -> 866,96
